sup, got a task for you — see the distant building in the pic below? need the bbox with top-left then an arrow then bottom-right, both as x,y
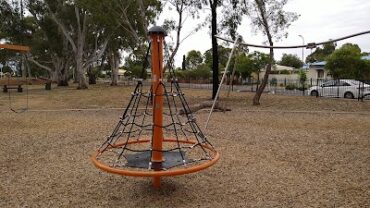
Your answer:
253,64 -> 298,81
307,55 -> 370,80
307,61 -> 331,80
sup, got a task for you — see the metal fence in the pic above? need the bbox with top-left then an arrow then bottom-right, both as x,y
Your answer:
265,78 -> 370,101
115,78 -> 370,101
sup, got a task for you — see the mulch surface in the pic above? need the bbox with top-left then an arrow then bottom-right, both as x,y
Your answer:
1,83 -> 369,207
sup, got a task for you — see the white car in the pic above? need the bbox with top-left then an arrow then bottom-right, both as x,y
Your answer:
308,79 -> 370,99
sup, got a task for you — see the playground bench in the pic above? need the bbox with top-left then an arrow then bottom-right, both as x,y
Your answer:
1,77 -> 52,93
3,84 -> 23,93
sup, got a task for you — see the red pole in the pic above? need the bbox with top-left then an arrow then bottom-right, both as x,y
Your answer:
148,26 -> 166,189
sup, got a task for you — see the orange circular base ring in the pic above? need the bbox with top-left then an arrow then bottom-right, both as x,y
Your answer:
91,139 -> 220,177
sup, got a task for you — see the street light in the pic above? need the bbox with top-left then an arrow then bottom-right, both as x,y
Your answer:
298,35 -> 305,63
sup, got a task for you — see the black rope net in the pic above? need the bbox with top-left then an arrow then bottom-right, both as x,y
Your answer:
95,43 -> 216,172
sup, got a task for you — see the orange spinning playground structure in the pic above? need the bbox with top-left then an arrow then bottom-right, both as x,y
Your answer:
91,26 -> 219,188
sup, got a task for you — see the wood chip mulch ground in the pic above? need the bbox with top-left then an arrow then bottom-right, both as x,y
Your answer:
1,84 -> 369,207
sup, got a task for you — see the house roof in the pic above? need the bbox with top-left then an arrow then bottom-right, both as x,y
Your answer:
261,64 -> 295,72
308,56 -> 369,69
310,61 -> 327,66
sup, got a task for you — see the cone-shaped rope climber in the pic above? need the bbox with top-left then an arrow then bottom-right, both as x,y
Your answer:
91,26 -> 219,188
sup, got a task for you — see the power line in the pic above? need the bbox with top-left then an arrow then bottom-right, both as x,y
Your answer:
215,30 -> 370,49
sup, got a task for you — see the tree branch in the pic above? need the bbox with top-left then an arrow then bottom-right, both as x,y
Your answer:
48,8 -> 77,53
26,55 -> 53,72
83,38 -> 109,69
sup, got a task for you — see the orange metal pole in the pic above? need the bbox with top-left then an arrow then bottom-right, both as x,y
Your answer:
149,26 -> 166,189
0,44 -> 30,52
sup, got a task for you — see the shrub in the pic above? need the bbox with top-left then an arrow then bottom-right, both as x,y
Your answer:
270,78 -> 277,86
280,69 -> 291,75
285,83 -> 297,90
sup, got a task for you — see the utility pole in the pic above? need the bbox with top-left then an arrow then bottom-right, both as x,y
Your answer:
298,35 -> 305,63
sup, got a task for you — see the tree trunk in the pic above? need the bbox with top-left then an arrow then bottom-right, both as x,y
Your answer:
58,59 -> 70,86
166,3 -> 183,69
87,67 -> 96,85
253,0 -> 274,106
21,57 -> 26,78
110,51 -> 119,86
179,101 -> 231,115
210,0 -> 219,99
58,69 -> 69,86
253,48 -> 273,105
76,50 -> 88,89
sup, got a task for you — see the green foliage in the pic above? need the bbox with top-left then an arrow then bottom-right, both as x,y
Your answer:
124,49 -> 148,79
245,0 -> 299,42
124,64 -> 146,79
234,51 -> 272,79
270,77 -> 277,86
204,46 -> 232,70
306,42 -> 336,63
175,64 -> 211,81
298,69 -> 307,84
185,50 -> 203,70
285,83 -> 297,90
235,53 -> 253,79
279,53 -> 303,68
325,43 -> 370,79
285,83 -> 306,91
249,51 -> 272,72
194,64 -> 212,79
279,69 -> 290,75
219,0 -> 246,39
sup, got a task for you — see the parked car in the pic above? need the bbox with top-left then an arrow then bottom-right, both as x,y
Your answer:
308,79 -> 370,99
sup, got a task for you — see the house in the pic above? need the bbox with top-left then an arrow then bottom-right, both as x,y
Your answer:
252,64 -> 298,81
307,61 -> 331,80
307,55 -> 370,80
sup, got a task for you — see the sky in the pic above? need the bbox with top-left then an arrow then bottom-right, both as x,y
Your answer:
157,0 -> 370,67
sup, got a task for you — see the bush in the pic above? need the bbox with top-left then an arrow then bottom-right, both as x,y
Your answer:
270,78 -> 277,86
285,83 -> 297,90
280,69 -> 291,75
298,69 -> 307,84
297,86 -> 306,91
173,64 -> 211,82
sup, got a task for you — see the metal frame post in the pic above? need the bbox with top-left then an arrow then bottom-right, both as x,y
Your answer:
148,26 -> 166,188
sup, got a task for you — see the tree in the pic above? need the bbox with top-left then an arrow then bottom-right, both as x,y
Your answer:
205,0 -> 244,99
325,43 -> 370,79
297,69 -> 307,87
85,0 -> 161,85
306,42 -> 336,63
163,0 -> 203,70
27,2 -> 74,86
279,53 -> 303,68
209,0 -> 220,99
39,0 -> 111,89
247,51 -> 271,89
243,0 -> 299,105
204,46 -> 233,70
186,50 -> 203,70
0,0 -> 34,77
235,53 -> 253,80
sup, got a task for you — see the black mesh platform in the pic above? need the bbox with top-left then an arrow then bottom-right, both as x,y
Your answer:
126,151 -> 188,170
